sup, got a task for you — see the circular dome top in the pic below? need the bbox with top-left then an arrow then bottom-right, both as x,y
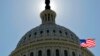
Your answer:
16,24 -> 80,48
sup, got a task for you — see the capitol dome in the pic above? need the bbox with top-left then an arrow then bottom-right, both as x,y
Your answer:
17,24 -> 80,48
10,0 -> 94,56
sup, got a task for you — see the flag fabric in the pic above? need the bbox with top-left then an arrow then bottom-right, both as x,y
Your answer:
80,38 -> 96,48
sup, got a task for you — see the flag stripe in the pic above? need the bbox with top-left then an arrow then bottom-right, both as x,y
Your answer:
80,38 -> 96,48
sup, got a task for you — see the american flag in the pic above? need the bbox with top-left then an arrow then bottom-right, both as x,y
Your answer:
80,38 -> 96,48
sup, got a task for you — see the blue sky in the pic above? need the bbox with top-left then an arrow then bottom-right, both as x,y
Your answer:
0,0 -> 100,56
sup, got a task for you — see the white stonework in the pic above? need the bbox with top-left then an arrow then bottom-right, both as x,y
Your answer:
10,6 -> 94,56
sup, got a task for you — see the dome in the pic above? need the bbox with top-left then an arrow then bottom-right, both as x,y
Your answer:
16,7 -> 80,48
10,0 -> 94,56
16,6 -> 80,49
16,24 -> 80,48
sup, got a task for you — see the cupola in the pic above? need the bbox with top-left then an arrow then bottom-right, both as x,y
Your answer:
40,0 -> 56,24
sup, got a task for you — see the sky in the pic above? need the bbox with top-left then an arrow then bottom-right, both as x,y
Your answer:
0,0 -> 100,56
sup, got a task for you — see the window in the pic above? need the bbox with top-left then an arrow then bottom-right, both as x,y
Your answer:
29,34 -> 31,37
53,30 -> 56,33
59,30 -> 62,33
64,50 -> 68,56
56,49 -> 59,56
72,52 -> 75,56
47,49 -> 51,56
71,34 -> 73,37
30,52 -> 34,56
38,50 -> 42,56
34,32 -> 37,35
45,14 -> 47,21
48,14 -> 50,21
65,32 -> 68,35
40,31 -> 43,34
24,37 -> 26,41
23,55 -> 26,56
47,30 -> 49,33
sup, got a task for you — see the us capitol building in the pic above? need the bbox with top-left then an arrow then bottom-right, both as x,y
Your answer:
10,0 -> 94,56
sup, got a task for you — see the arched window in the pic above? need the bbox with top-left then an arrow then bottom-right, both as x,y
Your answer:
34,32 -> 37,35
53,30 -> 56,33
23,55 -> 26,56
56,49 -> 59,56
59,30 -> 62,33
71,34 -> 73,37
51,14 -> 53,17
24,37 -> 26,41
47,49 -> 51,56
38,50 -> 42,56
48,14 -> 50,21
47,30 -> 49,33
29,34 -> 31,38
45,14 -> 47,21
40,31 -> 43,34
30,52 -> 34,56
65,32 -> 68,36
72,52 -> 75,56
64,50 -> 68,56
51,15 -> 53,20
23,37 -> 26,42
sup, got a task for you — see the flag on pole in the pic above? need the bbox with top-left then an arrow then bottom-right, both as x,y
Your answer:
80,38 -> 96,48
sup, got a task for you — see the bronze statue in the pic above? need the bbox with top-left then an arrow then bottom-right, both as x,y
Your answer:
45,0 -> 51,9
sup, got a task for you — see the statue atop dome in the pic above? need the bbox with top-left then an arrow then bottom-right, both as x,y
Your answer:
45,0 -> 51,9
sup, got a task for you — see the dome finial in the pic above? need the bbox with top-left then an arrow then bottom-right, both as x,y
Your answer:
45,0 -> 51,10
